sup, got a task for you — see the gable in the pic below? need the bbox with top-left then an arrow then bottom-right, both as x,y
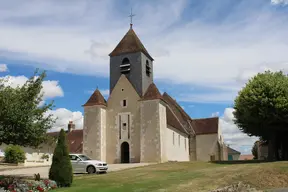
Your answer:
107,74 -> 140,106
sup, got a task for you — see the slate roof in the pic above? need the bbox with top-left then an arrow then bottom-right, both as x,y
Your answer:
141,83 -> 163,101
83,89 -> 107,107
192,117 -> 219,135
47,129 -> 83,153
227,146 -> 241,155
109,28 -> 154,61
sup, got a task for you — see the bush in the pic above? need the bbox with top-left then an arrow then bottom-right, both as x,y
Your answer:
4,145 -> 26,164
0,175 -> 57,192
49,129 -> 73,187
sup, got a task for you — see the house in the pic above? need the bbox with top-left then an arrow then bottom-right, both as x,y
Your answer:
0,121 -> 82,166
227,146 -> 241,160
239,154 -> 254,160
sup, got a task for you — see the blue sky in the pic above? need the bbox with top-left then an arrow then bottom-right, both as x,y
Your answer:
1,0 -> 288,154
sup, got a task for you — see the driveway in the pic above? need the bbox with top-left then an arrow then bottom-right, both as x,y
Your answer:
0,163 -> 151,178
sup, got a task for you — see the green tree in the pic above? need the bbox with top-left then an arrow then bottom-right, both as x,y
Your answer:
251,141 -> 258,160
233,71 -> 288,160
49,129 -> 73,187
0,70 -> 55,148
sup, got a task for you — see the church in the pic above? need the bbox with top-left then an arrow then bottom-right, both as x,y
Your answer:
82,23 -> 228,163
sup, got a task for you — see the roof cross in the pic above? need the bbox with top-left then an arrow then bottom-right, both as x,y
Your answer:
128,8 -> 135,28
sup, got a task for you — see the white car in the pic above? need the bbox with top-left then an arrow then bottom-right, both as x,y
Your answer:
69,154 -> 108,174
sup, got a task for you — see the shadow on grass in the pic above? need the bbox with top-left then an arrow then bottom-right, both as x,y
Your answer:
211,160 -> 275,165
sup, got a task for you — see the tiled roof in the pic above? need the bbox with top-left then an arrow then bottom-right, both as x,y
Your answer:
192,117 -> 219,135
162,92 -> 191,135
47,130 -> 83,154
83,89 -> 107,107
239,154 -> 253,160
141,83 -> 162,101
109,28 -> 154,61
227,146 -> 241,154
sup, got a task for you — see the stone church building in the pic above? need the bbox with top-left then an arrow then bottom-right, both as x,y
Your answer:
82,25 -> 228,163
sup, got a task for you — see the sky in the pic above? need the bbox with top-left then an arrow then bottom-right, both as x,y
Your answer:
1,0 -> 288,154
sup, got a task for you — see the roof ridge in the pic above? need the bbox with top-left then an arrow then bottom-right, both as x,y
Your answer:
162,92 -> 191,120
193,117 -> 219,121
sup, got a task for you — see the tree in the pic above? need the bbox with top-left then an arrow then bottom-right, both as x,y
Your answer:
49,129 -> 73,187
251,141 -> 258,160
233,71 -> 288,160
0,70 -> 55,148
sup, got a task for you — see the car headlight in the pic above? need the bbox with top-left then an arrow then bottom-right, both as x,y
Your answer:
96,163 -> 102,166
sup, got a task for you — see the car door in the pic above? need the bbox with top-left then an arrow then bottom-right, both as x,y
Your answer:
75,156 -> 87,173
69,155 -> 80,172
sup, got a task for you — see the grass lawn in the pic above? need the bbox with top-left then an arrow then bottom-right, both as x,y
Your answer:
56,161 -> 288,192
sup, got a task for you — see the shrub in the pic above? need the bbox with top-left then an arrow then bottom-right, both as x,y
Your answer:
0,176 -> 57,192
4,145 -> 26,164
49,129 -> 73,187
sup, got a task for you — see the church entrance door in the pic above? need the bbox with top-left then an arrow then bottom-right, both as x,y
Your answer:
121,142 -> 130,163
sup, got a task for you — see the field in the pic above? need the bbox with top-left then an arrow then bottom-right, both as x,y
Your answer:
56,161 -> 288,192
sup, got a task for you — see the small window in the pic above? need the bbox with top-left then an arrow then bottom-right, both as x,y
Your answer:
122,123 -> 127,130
121,88 -> 124,91
178,134 -> 180,146
173,132 -> 175,145
123,100 -> 127,107
146,60 -> 151,77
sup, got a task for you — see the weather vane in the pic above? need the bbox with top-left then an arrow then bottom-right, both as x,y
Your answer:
128,8 -> 135,28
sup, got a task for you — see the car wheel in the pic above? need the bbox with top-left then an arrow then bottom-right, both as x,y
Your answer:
87,166 -> 96,174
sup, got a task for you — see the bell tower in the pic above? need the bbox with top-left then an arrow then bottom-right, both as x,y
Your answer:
108,19 -> 154,96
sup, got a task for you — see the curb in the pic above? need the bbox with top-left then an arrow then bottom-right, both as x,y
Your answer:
0,165 -> 50,172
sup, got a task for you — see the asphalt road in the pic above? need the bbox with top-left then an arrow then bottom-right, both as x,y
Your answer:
0,163 -> 151,178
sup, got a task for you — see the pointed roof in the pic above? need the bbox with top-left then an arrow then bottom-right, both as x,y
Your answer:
109,28 -> 154,61
83,89 -> 107,107
141,83 -> 162,101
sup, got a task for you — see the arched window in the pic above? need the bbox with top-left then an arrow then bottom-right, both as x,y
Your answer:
146,60 -> 151,76
120,58 -> 131,74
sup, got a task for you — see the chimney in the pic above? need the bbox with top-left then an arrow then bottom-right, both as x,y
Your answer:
68,121 -> 75,132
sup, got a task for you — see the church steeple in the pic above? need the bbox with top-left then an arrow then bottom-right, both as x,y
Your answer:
109,21 -> 154,96
109,28 -> 153,61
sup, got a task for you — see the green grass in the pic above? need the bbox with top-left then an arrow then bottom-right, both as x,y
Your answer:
55,161 -> 288,192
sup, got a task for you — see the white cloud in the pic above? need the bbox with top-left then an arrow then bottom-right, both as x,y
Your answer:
0,64 -> 8,72
220,108 -> 258,154
211,112 -> 219,117
1,1 -> 288,102
46,108 -> 83,132
271,0 -> 288,5
0,75 -> 64,100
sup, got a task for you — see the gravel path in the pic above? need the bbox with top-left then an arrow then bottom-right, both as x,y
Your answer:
0,163 -> 151,178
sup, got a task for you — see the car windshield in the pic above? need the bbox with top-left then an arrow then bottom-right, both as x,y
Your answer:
78,155 -> 91,161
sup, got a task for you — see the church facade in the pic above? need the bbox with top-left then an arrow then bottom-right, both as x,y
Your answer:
82,25 -> 228,163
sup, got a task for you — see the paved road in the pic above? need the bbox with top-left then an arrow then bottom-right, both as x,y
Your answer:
0,163 -> 151,178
